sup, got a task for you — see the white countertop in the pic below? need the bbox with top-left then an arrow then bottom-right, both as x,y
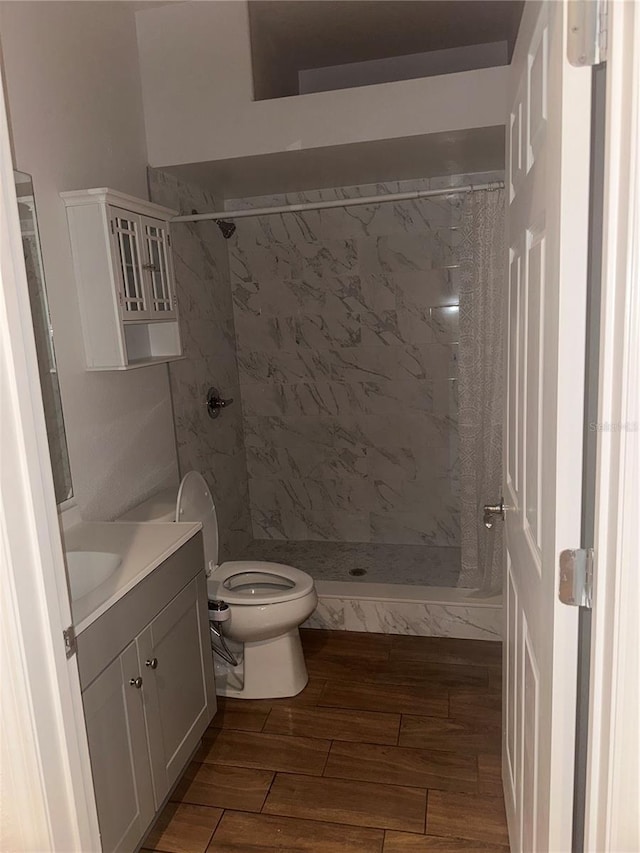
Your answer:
63,520 -> 202,635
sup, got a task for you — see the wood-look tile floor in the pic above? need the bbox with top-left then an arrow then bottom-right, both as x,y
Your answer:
142,629 -> 509,853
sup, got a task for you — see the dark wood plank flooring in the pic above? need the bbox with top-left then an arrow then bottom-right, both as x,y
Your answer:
142,629 -> 509,853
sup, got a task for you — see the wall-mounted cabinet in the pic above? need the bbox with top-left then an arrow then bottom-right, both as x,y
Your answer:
61,188 -> 182,370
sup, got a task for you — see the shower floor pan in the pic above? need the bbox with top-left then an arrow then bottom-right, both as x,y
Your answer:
237,540 -> 502,641
237,540 -> 462,586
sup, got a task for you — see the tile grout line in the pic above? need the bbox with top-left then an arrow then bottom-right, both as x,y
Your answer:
320,739 -> 333,777
260,706 -> 274,733
259,769 -> 277,815
424,787 -> 429,834
205,806 -> 225,850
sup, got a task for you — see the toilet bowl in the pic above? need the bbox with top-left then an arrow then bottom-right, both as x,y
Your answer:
119,471 -> 317,699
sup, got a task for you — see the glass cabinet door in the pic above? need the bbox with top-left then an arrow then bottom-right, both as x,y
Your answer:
109,207 -> 149,318
141,216 -> 177,318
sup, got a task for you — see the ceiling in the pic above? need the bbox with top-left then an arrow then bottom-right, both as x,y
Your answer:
249,0 -> 523,98
165,125 -> 504,201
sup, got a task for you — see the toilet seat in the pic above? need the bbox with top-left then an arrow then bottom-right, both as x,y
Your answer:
212,560 -> 314,606
176,471 -> 220,575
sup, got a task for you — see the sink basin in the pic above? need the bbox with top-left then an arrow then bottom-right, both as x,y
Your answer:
66,551 -> 122,600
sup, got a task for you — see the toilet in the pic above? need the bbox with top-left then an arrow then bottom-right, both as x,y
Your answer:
119,471 -> 317,699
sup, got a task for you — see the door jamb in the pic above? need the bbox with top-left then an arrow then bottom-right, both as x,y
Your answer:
584,1 -> 640,849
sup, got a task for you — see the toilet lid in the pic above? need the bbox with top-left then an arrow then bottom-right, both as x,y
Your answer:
176,471 -> 219,571
211,560 -> 314,605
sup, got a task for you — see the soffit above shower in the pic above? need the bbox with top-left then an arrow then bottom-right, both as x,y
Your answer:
136,3 -> 508,170
249,0 -> 524,100
162,125 -> 504,200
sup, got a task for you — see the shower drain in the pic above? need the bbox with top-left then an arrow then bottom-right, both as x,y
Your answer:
349,568 -> 367,577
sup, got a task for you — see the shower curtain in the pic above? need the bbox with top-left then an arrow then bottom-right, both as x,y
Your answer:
457,188 -> 505,593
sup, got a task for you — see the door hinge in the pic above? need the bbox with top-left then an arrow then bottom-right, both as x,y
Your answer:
568,0 -> 608,66
598,2 -> 608,59
167,232 -> 171,247
559,548 -> 594,609
110,219 -> 115,234
63,625 -> 77,658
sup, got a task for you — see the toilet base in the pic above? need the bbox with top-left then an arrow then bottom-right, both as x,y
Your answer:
214,628 -> 309,700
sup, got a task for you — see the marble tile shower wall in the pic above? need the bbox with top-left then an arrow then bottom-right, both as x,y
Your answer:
148,169 -> 252,558
227,175 -> 497,545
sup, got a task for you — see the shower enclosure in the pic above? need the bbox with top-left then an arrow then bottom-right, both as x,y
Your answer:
149,168 -> 505,635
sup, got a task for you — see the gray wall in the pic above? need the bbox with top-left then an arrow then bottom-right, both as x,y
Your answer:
149,169 -> 251,559
227,178 -> 476,546
1,2 -> 178,520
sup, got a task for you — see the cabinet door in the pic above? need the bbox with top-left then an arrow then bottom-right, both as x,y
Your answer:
138,575 -> 215,806
108,206 -> 151,320
82,642 -> 155,853
140,216 -> 177,319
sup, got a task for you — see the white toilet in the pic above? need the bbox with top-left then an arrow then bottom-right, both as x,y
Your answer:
119,471 -> 317,699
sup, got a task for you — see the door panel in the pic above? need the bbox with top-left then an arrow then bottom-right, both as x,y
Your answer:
503,2 -> 591,851
505,559 -> 518,800
507,244 -> 522,495
140,215 -> 177,318
108,207 -> 150,320
138,576 -> 215,806
524,226 -> 544,552
521,618 -> 540,853
527,24 -> 548,169
82,643 -> 154,853
510,88 -> 525,198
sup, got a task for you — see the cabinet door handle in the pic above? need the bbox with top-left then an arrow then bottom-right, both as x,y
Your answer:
129,676 -> 143,689
145,658 -> 158,670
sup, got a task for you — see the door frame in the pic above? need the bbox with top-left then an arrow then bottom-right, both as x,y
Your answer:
0,70 -> 101,850
584,1 -> 640,849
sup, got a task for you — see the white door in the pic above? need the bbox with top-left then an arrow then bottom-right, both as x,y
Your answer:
502,2 -> 592,851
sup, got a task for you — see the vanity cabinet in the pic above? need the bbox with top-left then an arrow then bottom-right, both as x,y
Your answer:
61,188 -> 182,370
77,534 -> 215,853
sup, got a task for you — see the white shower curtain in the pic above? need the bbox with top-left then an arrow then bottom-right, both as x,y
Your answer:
457,188 -> 505,593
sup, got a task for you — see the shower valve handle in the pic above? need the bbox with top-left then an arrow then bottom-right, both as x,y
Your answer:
483,498 -> 506,529
206,386 -> 234,419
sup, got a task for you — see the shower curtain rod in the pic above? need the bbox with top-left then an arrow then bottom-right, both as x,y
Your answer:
171,180 -> 505,223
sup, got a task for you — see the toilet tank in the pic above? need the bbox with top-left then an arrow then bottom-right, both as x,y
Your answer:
118,486 -> 178,523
